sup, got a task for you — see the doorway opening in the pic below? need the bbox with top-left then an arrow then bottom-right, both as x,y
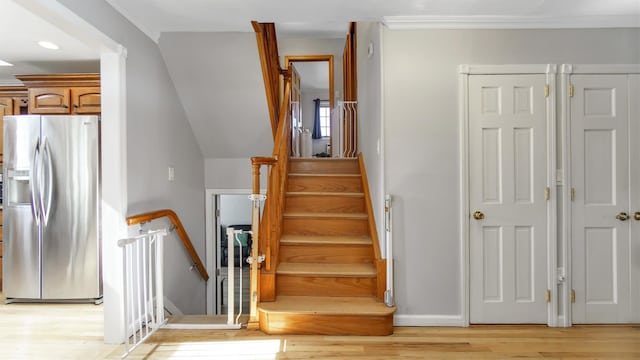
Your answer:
285,55 -> 334,157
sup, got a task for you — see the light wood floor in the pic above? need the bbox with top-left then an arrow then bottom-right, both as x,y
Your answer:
1,293 -> 639,359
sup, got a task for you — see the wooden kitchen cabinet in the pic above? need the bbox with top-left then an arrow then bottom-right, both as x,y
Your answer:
0,86 -> 28,163
71,87 -> 101,114
16,74 -> 101,115
29,87 -> 71,114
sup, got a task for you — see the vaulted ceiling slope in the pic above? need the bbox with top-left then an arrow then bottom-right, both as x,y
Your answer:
158,32 -> 273,158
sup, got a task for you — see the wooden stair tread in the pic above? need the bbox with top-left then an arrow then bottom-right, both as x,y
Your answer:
286,191 -> 364,197
280,234 -> 372,245
259,296 -> 395,316
290,158 -> 358,161
284,212 -> 368,219
289,173 -> 360,177
277,262 -> 376,277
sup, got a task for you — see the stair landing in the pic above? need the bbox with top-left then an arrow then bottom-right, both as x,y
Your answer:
259,296 -> 394,335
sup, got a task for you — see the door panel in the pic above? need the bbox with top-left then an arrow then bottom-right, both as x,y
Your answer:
41,116 -> 100,299
3,115 -> 41,299
571,74 -> 631,323
469,75 -> 548,323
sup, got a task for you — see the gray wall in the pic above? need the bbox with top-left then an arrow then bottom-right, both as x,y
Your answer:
158,32 -> 273,159
357,22 -> 385,254
279,37 -> 344,101
59,0 -> 207,314
220,195 -> 252,226
381,27 -> 640,321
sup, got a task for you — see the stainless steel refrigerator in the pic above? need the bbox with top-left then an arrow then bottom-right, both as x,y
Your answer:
3,115 -> 101,302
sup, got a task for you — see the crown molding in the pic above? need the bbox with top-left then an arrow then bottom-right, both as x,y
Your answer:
383,15 -> 640,30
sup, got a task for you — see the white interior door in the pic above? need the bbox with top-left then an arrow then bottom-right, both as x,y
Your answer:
469,74 -> 548,323
571,74 -> 639,323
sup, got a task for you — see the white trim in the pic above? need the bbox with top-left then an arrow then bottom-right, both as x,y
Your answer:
459,64 -> 557,327
163,323 -> 242,330
545,67 -> 559,327
163,296 -> 183,316
205,188 -> 263,316
458,69 -> 470,327
561,64 -> 640,74
394,314 -> 465,327
459,64 -> 556,75
559,68 -> 573,327
100,49 -> 129,344
384,15 -> 640,30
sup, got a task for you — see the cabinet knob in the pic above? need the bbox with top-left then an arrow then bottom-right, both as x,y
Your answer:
61,104 -> 69,109
73,104 -> 79,108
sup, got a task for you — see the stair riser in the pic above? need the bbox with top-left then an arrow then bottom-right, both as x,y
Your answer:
280,244 -> 374,263
290,160 -> 360,174
288,176 -> 363,193
277,276 -> 376,297
259,312 -> 393,336
285,195 -> 365,213
283,218 -> 368,236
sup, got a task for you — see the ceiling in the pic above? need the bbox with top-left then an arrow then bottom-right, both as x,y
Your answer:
106,0 -> 640,41
0,0 -> 100,85
2,0 -> 637,85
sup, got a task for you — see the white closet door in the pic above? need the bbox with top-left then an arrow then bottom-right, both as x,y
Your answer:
570,74 -> 631,323
469,74 -> 548,323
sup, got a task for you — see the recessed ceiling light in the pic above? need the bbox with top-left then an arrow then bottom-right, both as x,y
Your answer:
0,60 -> 13,66
38,41 -> 59,50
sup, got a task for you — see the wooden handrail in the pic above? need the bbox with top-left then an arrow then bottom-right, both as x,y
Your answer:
126,209 -> 209,282
252,21 -> 283,137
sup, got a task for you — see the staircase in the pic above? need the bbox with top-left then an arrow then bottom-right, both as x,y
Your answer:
257,157 -> 395,335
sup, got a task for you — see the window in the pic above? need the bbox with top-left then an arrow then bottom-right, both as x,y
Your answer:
319,101 -> 330,137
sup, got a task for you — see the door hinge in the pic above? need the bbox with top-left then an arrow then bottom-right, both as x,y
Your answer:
216,209 -> 221,217
545,187 -> 550,201
546,289 -> 551,303
570,188 -> 575,201
571,289 -> 576,303
569,84 -> 574,97
544,84 -> 550,97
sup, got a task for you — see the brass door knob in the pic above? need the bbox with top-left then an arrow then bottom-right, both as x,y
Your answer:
634,212 -> 640,221
616,212 -> 629,221
473,211 -> 485,220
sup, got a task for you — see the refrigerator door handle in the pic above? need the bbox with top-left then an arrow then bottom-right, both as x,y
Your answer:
42,137 -> 53,226
30,139 -> 41,226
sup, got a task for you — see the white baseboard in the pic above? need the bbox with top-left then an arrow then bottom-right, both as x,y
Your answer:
394,314 -> 465,327
163,296 -> 183,316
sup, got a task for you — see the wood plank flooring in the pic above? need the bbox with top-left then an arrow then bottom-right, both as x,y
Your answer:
1,292 -> 639,359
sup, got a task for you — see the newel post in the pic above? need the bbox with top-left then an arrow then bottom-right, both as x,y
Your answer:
247,157 -> 275,330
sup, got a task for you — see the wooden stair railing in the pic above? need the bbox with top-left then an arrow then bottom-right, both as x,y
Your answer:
252,21 -> 284,138
248,69 -> 293,330
126,209 -> 209,282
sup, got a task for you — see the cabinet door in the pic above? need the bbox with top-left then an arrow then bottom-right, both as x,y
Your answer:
29,88 -> 71,114
71,87 -> 101,114
0,97 -> 14,162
